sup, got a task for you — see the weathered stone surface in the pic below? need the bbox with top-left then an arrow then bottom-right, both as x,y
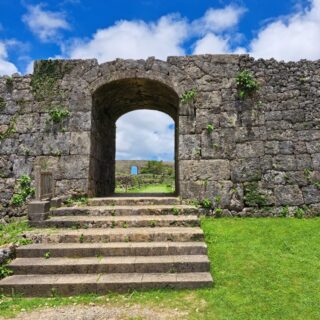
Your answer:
231,158 -> 261,182
180,160 -> 230,181
274,185 -> 304,206
1,55 -> 320,218
302,186 -> 320,204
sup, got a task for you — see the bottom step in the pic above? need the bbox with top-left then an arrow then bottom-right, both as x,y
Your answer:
0,273 -> 213,296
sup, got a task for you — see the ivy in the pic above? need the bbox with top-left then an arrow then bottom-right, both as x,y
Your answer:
180,89 -> 197,104
30,60 -> 73,101
10,175 -> 35,207
236,70 -> 259,99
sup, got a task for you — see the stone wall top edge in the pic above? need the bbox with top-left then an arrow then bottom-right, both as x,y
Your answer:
30,54 -> 320,68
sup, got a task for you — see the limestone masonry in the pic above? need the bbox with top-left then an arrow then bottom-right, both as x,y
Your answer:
1,54 -> 320,219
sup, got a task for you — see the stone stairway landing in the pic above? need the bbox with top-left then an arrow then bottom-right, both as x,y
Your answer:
0,196 -> 213,296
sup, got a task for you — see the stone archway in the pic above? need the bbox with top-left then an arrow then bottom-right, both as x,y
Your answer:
88,78 -> 180,197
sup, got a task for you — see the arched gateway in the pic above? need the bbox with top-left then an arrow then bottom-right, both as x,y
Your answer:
89,77 -> 180,196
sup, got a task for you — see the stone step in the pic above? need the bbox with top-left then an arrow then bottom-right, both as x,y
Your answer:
0,273 -> 213,296
88,196 -> 181,206
8,255 -> 210,275
24,227 -> 204,243
16,242 -> 208,258
32,215 -> 199,228
51,205 -> 197,217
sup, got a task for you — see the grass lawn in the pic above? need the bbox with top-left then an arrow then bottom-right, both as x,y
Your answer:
1,218 -> 320,319
115,183 -> 174,193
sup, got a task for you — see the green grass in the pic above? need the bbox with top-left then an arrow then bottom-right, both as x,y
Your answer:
115,183 -> 174,193
1,218 -> 320,319
0,220 -> 33,246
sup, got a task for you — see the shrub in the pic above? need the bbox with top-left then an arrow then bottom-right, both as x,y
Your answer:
199,198 -> 213,209
236,70 -> 259,99
0,265 -> 13,279
294,208 -> 305,219
10,175 -> 35,207
244,183 -> 267,208
279,206 -> 289,218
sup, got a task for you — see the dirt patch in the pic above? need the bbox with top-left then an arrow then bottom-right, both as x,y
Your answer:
0,304 -> 188,320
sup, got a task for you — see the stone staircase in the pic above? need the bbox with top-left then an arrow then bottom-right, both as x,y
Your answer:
0,196 -> 213,296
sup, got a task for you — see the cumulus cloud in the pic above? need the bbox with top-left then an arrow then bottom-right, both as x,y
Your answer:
193,33 -> 230,54
0,42 -> 18,76
68,15 -> 188,61
192,5 -> 246,34
116,110 -> 175,161
249,0 -> 320,61
22,4 -> 70,42
191,5 -> 245,55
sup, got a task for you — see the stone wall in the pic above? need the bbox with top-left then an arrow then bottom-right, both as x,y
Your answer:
0,55 -> 320,219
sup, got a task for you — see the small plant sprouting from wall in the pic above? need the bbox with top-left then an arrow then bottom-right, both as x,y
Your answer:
10,175 -> 35,207
199,198 -> 213,209
48,106 -> 70,124
0,116 -> 17,141
236,70 -> 259,99
244,182 -> 267,208
180,89 -> 197,104
294,207 -> 305,219
207,124 -> 215,133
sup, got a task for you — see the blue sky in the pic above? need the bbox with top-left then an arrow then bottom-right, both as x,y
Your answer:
1,0 -> 319,160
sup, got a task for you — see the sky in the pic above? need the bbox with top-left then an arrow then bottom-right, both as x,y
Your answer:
0,0 -> 319,160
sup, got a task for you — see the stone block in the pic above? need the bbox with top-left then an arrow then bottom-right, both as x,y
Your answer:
274,185 -> 304,206
236,141 -> 264,158
179,116 -> 195,134
272,155 -> 296,171
180,160 -> 230,181
28,201 -> 50,214
231,158 -> 261,182
70,132 -> 91,155
302,186 -> 320,204
179,134 -> 201,160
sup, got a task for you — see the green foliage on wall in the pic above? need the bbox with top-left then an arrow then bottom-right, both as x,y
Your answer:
236,70 -> 259,99
244,182 -> 267,208
10,175 -> 35,207
0,116 -> 16,141
180,89 -> 197,104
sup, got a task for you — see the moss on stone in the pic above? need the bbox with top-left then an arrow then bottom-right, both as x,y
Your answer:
0,97 -> 6,111
30,60 -> 74,101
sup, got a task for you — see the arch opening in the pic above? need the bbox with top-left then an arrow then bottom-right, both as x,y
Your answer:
88,78 -> 179,197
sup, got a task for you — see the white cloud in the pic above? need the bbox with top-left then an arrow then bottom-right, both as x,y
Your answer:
68,15 -> 188,61
192,5 -> 246,34
192,5 -> 245,55
250,0 -> 320,61
116,110 -> 174,161
193,33 -> 230,54
0,42 -> 18,76
23,4 -> 70,42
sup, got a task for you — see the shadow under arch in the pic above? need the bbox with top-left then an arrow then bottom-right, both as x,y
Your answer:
88,78 -> 180,197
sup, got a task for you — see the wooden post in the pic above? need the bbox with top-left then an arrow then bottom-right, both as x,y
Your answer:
34,165 -> 41,201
